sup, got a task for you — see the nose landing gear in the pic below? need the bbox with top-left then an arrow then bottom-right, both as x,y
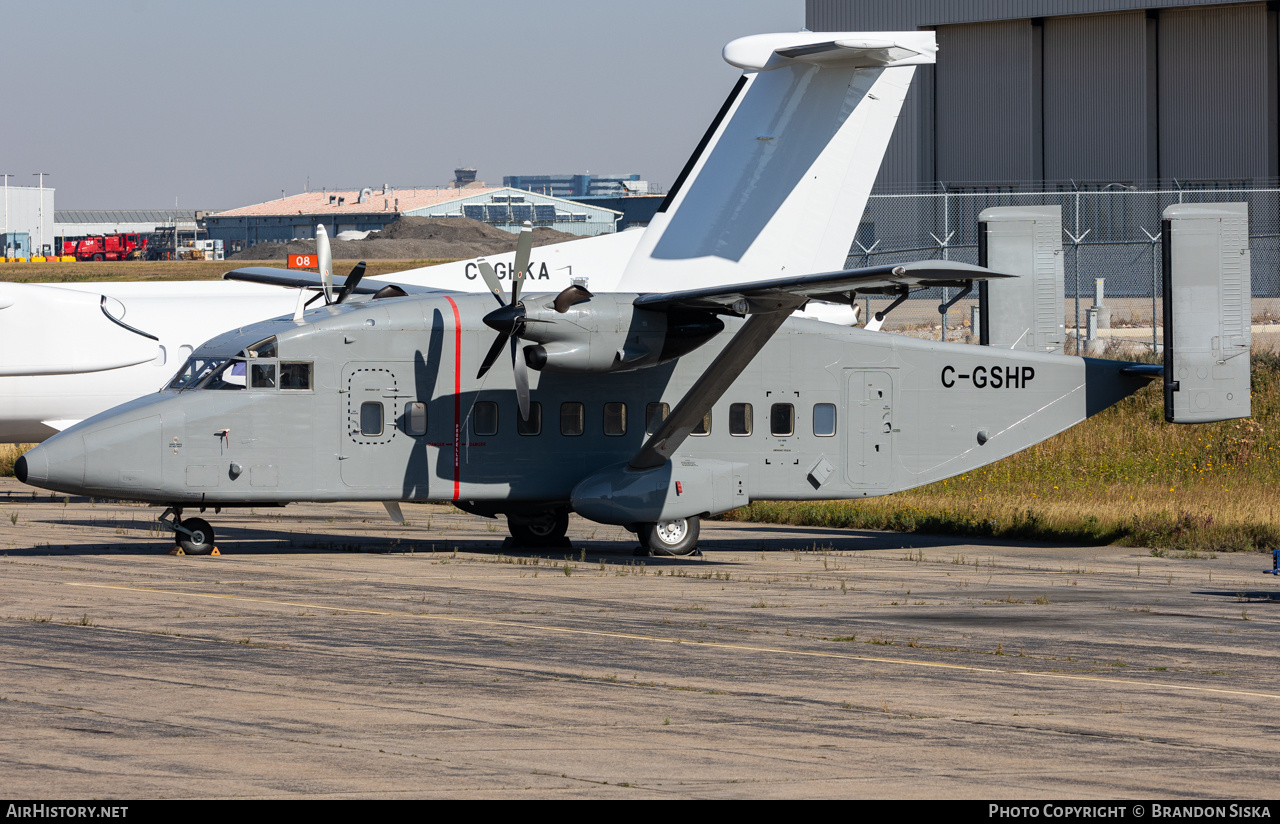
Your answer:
158,507 -> 218,556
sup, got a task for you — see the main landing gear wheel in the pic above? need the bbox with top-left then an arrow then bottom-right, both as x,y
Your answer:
639,516 -> 700,556
507,510 -> 570,548
176,517 -> 216,555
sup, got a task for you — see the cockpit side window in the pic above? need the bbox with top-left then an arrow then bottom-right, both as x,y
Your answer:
279,362 -> 312,390
250,362 -> 277,389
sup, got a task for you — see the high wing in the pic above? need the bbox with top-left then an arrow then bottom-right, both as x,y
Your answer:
629,261 -> 1013,469
633,260 -> 1011,314
223,266 -> 444,296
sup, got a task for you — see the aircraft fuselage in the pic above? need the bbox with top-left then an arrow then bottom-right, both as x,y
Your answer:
20,290 -> 1149,526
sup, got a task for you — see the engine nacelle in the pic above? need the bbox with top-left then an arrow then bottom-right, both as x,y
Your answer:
520,293 -> 723,374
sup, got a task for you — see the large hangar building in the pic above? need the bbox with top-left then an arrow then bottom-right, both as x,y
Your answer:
808,1 -> 1280,319
808,0 -> 1278,188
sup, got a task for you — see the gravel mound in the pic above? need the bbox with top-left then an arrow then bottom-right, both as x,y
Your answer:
230,217 -> 580,261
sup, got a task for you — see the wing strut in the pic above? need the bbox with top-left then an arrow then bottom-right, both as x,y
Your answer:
630,294 -> 805,470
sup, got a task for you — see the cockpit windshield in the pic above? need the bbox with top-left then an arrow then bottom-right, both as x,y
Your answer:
166,357 -> 247,391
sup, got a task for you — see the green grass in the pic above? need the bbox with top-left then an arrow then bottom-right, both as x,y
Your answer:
725,352 -> 1280,552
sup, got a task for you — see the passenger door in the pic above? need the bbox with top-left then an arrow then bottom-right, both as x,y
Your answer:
340,363 -> 414,489
847,370 -> 894,487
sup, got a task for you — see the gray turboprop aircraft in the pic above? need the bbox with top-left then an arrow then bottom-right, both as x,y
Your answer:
14,33 -> 1252,556
14,208 -> 1250,555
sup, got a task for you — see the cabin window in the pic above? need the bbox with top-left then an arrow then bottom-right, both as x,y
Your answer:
518,402 -> 542,436
729,403 -> 752,436
691,412 -> 711,436
405,402 -> 427,436
250,363 -> 277,389
770,403 -> 795,437
280,362 -> 312,390
603,402 -> 627,436
561,402 -> 584,436
360,402 -> 383,436
472,401 -> 498,436
813,403 -> 836,437
645,402 -> 669,435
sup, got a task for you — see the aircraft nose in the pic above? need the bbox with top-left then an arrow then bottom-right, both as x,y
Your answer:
16,438 -> 83,495
14,448 -> 45,485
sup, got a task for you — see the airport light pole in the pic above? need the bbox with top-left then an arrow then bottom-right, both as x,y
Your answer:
33,173 -> 50,256
1,174 -> 11,256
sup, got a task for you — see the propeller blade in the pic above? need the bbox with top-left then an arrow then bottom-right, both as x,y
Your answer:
511,221 -> 532,307
476,331 -> 508,379
512,338 -> 531,421
551,284 -> 593,313
513,221 -> 533,280
304,291 -> 325,308
336,261 -> 366,304
316,225 -> 334,304
476,259 -> 505,305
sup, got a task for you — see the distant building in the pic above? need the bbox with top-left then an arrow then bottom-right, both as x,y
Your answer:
564,193 -> 665,231
54,210 -> 206,247
504,174 -> 649,198
2,185 -> 55,256
206,185 -> 620,252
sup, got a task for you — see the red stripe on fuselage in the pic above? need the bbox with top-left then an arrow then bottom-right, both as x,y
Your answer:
446,296 -> 462,500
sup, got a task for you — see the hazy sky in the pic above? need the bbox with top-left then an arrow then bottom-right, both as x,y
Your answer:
1,1 -> 804,210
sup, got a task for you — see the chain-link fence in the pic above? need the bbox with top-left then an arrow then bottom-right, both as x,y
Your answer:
846,185 -> 1280,344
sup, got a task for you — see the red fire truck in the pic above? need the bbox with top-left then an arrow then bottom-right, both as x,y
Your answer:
61,233 -> 148,261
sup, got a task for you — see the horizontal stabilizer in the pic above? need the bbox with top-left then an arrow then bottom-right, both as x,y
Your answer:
223,267 -> 441,296
633,261 -> 1012,314
725,33 -> 935,72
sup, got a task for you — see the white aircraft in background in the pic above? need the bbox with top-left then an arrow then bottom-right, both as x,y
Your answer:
0,30 -> 936,444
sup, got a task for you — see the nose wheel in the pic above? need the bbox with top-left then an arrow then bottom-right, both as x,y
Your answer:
158,507 -> 218,556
